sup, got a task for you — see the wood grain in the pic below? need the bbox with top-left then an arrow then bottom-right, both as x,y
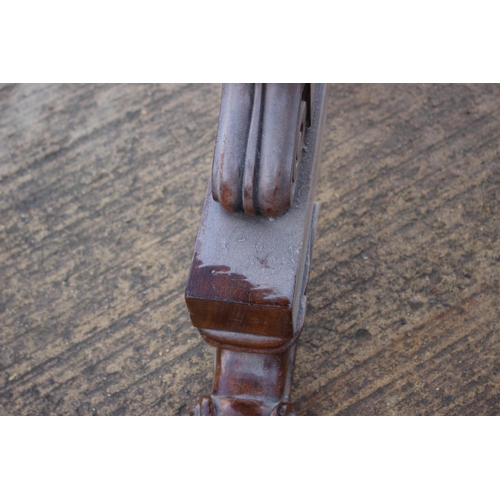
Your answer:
1,84 -> 499,415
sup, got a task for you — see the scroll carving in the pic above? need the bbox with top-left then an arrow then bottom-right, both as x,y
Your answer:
212,83 -> 313,217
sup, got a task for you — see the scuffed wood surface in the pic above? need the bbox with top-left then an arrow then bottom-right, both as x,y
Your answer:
1,83 -> 499,416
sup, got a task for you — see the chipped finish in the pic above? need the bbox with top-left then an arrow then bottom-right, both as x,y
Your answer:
1,83 -> 499,416
188,256 -> 291,307
187,85 -> 329,415
186,85 -> 327,342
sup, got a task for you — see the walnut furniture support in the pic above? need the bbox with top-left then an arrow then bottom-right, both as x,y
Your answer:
185,83 -> 328,415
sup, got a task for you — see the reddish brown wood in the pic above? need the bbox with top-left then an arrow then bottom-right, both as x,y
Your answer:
185,84 -> 328,415
192,347 -> 297,416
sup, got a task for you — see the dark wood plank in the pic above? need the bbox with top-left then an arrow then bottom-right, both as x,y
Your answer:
1,84 -> 499,415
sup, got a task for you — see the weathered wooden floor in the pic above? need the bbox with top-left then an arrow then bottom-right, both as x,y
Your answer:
1,83 -> 499,416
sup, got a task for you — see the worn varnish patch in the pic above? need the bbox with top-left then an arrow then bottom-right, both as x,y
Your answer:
1,84 -> 499,415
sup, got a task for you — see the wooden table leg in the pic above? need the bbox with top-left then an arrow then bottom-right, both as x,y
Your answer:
185,84 -> 329,415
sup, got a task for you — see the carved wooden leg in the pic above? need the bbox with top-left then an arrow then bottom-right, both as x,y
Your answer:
185,84 -> 329,415
193,346 -> 298,416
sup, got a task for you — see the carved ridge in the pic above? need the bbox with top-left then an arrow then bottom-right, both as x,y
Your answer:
212,83 -> 311,217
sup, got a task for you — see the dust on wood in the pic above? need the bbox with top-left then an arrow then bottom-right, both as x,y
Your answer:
1,84 -> 499,415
